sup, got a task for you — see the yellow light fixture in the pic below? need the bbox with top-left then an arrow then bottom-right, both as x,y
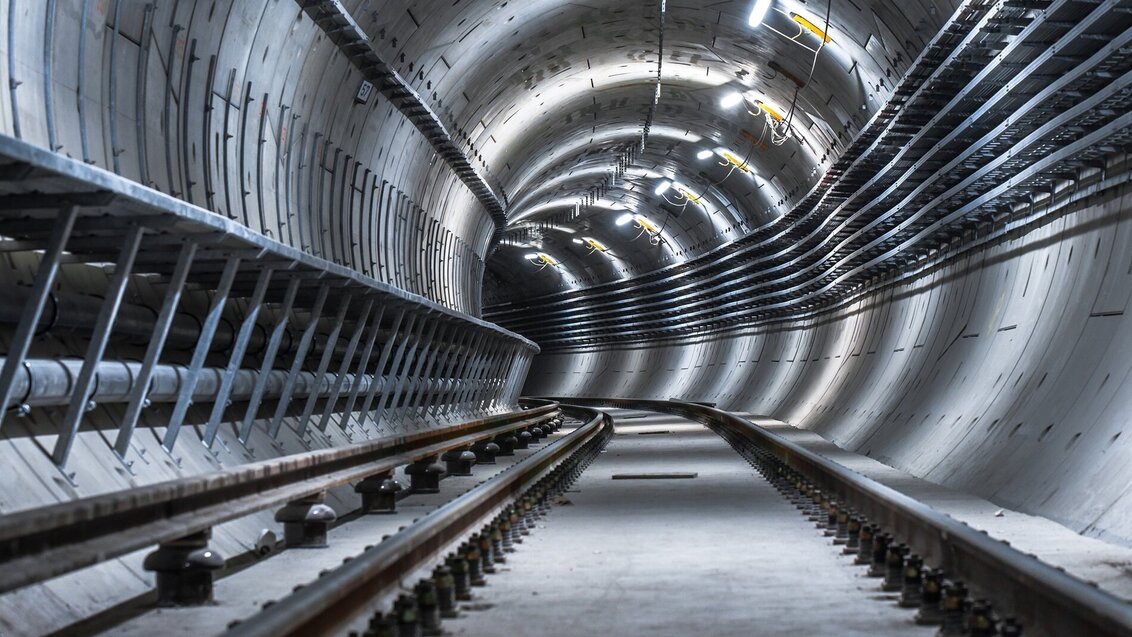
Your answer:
755,100 -> 785,122
634,215 -> 660,234
791,13 -> 832,43
526,252 -> 560,267
674,182 -> 701,204
582,237 -> 609,252
718,149 -> 751,173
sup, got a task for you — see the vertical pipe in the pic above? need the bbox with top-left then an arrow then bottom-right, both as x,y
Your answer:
255,91 -> 270,233
355,308 -> 407,431
107,0 -> 123,174
314,297 -> 375,433
294,294 -> 354,437
8,0 -> 22,138
162,256 -> 242,452
202,266 -> 276,448
267,284 -> 330,439
238,276 -> 302,444
43,0 -> 58,151
114,240 -> 198,458
52,224 -> 145,466
135,4 -> 154,187
0,206 -> 78,433
76,0 -> 91,162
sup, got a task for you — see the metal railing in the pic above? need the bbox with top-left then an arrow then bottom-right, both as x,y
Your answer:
0,133 -> 537,470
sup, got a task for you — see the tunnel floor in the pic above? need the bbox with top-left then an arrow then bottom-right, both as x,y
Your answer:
449,410 -> 931,636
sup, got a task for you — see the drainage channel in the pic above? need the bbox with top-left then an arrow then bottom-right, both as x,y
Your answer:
450,410 -> 933,637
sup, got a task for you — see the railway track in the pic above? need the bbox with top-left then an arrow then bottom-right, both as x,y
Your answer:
0,401 -> 608,632
224,405 -> 612,637
556,399 -> 1132,637
4,401 -> 1130,636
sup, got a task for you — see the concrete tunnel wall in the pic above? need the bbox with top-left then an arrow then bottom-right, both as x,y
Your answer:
0,0 -> 493,314
0,4 -> 521,631
525,178 -> 1132,546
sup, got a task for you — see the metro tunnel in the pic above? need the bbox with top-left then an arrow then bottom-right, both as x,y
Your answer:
0,0 -> 1130,635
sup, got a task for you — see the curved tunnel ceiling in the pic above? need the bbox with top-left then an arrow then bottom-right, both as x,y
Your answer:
335,0 -> 943,298
2,5 -> 1132,628
472,1 -> 1132,350
481,0 -> 927,293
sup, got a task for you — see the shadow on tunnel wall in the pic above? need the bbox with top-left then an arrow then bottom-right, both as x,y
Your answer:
525,182 -> 1132,547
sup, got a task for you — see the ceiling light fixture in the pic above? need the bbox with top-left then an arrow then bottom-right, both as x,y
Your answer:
582,237 -> 609,253
696,149 -> 714,160
791,12 -> 832,42
654,180 -> 673,196
748,0 -> 773,27
755,100 -> 785,122
615,213 -> 636,226
526,252 -> 561,268
720,92 -> 745,109
717,149 -> 752,173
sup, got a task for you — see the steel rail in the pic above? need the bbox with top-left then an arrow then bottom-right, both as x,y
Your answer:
558,398 -> 1132,637
226,404 -> 612,637
0,401 -> 560,594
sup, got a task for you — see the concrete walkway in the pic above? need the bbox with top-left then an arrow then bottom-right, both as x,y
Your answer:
451,411 -> 931,636
744,413 -> 1132,602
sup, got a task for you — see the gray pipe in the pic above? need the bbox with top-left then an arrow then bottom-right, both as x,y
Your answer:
0,289 -> 400,359
0,288 -> 243,352
1,357 -> 468,410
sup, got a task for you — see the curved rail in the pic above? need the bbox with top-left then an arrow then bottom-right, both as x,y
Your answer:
557,397 -> 1132,637
0,403 -> 560,594
226,404 -> 613,637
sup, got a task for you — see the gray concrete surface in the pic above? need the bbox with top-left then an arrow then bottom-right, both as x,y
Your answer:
744,414 -> 1132,603
526,185 -> 1132,548
450,411 -> 932,636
